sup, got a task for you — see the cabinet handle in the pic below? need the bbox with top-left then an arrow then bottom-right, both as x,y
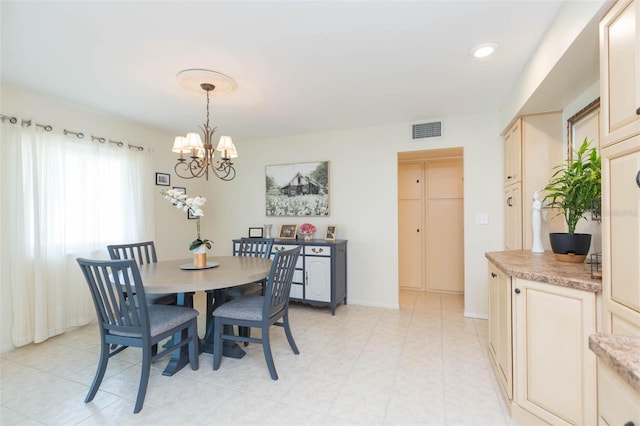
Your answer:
514,288 -> 521,294
311,247 -> 323,253
636,170 -> 640,188
417,229 -> 420,233
507,197 -> 513,207
491,272 -> 497,278
507,175 -> 512,180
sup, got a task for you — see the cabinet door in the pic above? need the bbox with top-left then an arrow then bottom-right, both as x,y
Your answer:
597,362 -> 640,426
305,256 -> 331,302
399,199 -> 423,290
505,119 -> 523,184
488,262 -> 512,400
602,135 -> 640,335
398,163 -> 424,290
600,0 -> 640,147
512,278 -> 597,426
504,183 -> 522,250
398,163 -> 423,199
426,160 -> 464,293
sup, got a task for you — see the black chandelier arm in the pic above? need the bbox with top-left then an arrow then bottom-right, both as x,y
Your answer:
175,158 -> 203,179
214,159 -> 236,181
174,156 -> 236,181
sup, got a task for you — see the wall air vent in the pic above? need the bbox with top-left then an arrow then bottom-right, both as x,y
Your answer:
412,121 -> 443,140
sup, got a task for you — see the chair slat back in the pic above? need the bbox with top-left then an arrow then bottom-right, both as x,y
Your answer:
77,258 -> 150,337
238,238 -> 274,259
263,246 -> 301,318
107,241 -> 157,265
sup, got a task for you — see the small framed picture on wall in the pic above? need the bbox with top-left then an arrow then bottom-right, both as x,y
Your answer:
156,173 -> 170,186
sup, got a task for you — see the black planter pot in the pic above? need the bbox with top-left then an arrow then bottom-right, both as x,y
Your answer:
549,233 -> 592,262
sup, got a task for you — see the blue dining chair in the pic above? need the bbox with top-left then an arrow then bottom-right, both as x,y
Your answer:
213,246 -> 301,380
229,237 -> 274,344
77,257 -> 199,413
107,241 -> 177,306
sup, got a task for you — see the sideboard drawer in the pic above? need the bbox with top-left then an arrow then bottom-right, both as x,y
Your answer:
305,245 -> 331,256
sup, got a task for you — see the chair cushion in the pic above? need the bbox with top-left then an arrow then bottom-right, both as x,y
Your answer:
228,283 -> 262,299
213,295 -> 264,321
111,305 -> 198,338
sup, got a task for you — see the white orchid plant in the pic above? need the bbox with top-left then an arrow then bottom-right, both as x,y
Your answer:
161,188 -> 212,251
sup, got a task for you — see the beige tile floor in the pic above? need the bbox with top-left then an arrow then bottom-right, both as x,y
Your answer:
0,291 -> 515,425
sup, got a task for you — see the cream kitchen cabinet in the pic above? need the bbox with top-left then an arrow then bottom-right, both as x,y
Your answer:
589,333 -> 640,426
601,135 -> 640,336
487,262 -> 512,400
504,183 -> 522,251
504,119 -> 522,185
597,362 -> 640,426
600,0 -> 640,338
486,252 -> 600,426
512,278 -> 597,426
503,113 -> 564,251
600,0 -> 640,148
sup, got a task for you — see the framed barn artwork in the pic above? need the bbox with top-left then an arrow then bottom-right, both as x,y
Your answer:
265,161 -> 329,216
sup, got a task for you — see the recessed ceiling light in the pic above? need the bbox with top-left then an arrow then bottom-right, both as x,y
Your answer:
471,42 -> 499,58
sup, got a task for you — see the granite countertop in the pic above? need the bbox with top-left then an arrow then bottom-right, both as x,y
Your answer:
589,333 -> 640,393
485,250 -> 602,293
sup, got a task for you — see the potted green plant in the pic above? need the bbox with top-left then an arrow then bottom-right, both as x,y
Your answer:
543,138 -> 601,262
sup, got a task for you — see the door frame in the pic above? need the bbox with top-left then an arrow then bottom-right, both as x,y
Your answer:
398,147 -> 465,294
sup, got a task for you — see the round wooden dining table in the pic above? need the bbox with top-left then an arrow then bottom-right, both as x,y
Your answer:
137,256 -> 272,376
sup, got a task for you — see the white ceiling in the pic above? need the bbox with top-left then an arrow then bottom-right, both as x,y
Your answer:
1,1 -> 566,142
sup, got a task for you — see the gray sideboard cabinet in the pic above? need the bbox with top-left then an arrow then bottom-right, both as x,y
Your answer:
233,239 -> 347,315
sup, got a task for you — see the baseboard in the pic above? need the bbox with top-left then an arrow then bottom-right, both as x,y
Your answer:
511,402 -> 550,425
346,299 -> 399,310
464,310 -> 488,319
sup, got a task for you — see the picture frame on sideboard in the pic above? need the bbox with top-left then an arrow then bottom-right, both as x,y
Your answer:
325,225 -> 337,240
279,224 -> 298,240
249,227 -> 264,238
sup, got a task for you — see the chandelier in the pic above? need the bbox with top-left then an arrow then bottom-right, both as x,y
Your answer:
172,69 -> 238,181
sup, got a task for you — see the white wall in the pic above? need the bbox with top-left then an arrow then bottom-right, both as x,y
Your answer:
1,85 -> 503,352
206,112 -> 504,317
500,0 -> 610,130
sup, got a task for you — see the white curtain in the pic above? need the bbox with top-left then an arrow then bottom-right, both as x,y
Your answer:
0,119 -> 154,346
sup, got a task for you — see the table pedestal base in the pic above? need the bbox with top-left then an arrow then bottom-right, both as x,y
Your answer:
162,289 -> 247,376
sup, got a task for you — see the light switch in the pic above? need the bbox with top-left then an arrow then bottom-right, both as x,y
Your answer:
475,213 -> 489,225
